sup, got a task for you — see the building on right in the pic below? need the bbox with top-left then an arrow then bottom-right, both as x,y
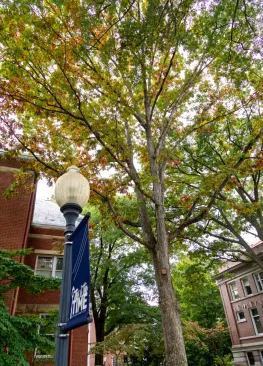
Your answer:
214,242 -> 263,366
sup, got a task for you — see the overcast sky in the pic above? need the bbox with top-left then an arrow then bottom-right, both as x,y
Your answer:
36,179 -> 54,200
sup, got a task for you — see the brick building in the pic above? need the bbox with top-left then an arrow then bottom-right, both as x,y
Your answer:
0,153 -> 91,365
214,243 -> 263,366
0,153 -> 129,366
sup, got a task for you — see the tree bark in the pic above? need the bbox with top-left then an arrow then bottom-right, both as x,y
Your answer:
145,143 -> 188,365
150,243 -> 188,366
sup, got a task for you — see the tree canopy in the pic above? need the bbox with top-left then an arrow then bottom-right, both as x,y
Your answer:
0,0 -> 262,363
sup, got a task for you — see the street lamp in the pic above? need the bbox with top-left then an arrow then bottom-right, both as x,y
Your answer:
54,166 -> 90,366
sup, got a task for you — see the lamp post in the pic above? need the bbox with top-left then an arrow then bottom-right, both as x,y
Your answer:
54,166 -> 90,366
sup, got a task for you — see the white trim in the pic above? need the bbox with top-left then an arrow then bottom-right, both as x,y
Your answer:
28,234 -> 64,240
34,249 -> 63,255
237,310 -> 246,322
242,277 -> 253,296
254,272 -> 263,292
216,266 -> 259,285
230,292 -> 262,304
250,308 -> 263,336
31,224 -> 64,231
240,334 -> 263,340
246,351 -> 255,366
229,281 -> 240,300
232,342 -> 263,349
35,255 -> 63,278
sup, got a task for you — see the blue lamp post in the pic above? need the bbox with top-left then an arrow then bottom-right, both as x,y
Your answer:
54,166 -> 90,366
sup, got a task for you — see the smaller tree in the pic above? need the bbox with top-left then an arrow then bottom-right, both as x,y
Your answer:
0,249 -> 60,365
172,255 -> 232,365
172,256 -> 225,328
85,204 -> 155,365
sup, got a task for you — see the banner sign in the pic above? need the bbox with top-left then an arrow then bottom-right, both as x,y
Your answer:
64,214 -> 90,332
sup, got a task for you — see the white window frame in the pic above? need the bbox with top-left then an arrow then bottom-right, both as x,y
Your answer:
241,277 -> 252,296
250,308 -> 263,335
259,350 -> 263,365
254,272 -> 263,292
35,255 -> 63,278
236,311 -> 246,322
229,281 -> 240,300
34,313 -> 55,360
246,351 -> 255,366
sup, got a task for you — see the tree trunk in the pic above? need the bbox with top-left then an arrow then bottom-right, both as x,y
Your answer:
94,319 -> 105,366
151,245 -> 188,366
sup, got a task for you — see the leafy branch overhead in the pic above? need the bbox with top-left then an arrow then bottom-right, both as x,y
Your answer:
0,0 -> 262,363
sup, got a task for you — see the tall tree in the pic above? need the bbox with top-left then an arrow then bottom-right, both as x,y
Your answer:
0,1 -> 261,363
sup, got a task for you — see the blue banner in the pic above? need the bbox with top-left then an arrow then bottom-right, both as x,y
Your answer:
64,214 -> 90,332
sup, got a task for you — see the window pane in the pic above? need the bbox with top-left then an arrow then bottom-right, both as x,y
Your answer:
242,278 -> 252,295
251,308 -> 263,334
252,308 -> 259,317
255,317 -> 263,334
37,257 -> 53,271
237,311 -> 245,320
247,352 -> 255,366
35,270 -> 52,277
230,282 -> 239,300
55,271 -> 62,279
255,273 -> 263,291
56,258 -> 63,271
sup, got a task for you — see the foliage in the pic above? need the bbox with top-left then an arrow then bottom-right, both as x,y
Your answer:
89,312 -> 165,365
0,0 -> 261,256
0,249 -> 61,297
172,255 -> 225,328
173,256 -> 232,365
168,100 -> 263,267
0,249 -> 60,365
0,301 -> 57,366
0,0 -> 262,362
85,203 -> 156,364
184,322 -> 231,366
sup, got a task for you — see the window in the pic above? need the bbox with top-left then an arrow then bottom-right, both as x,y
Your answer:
35,314 -> 56,360
250,308 -> 263,334
35,256 -> 63,278
242,277 -> 252,296
246,352 -> 255,366
260,351 -> 263,364
229,282 -> 240,300
237,311 -> 246,322
254,272 -> 263,292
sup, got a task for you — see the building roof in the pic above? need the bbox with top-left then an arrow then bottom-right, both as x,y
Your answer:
214,241 -> 263,280
32,198 -> 83,228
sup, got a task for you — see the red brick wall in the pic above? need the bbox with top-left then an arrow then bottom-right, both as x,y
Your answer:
0,158 -> 36,312
18,225 -> 64,306
219,268 -> 263,348
0,158 -> 91,365
71,325 -> 88,366
219,282 -> 241,345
